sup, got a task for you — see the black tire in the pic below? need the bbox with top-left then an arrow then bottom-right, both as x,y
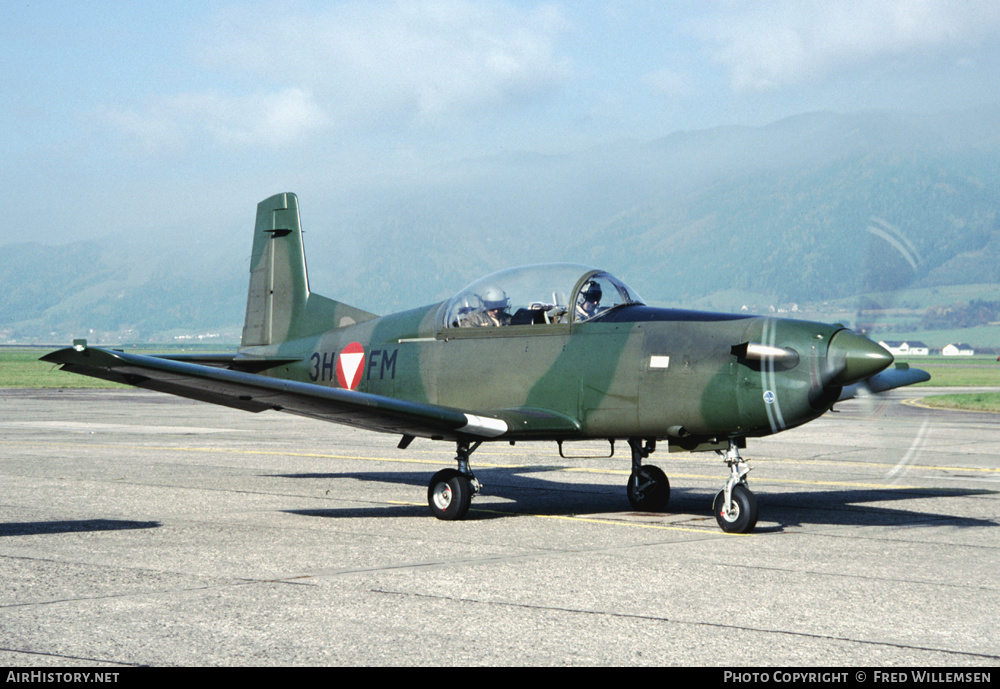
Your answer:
713,483 -> 758,533
627,464 -> 670,511
427,469 -> 472,521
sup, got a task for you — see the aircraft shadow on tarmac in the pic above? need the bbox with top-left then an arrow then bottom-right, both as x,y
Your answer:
275,468 -> 998,530
0,519 -> 161,537
753,487 -> 998,532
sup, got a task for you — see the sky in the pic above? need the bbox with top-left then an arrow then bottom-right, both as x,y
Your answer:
4,0 -> 1000,244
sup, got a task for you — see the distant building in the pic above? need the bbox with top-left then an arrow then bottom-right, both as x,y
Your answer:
942,343 -> 974,356
878,340 -> 930,356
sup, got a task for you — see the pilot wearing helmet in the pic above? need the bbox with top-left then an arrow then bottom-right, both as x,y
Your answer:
576,280 -> 603,321
466,286 -> 511,327
452,294 -> 482,327
480,286 -> 512,326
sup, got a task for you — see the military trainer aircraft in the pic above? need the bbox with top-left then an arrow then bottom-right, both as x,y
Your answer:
43,192 -> 898,533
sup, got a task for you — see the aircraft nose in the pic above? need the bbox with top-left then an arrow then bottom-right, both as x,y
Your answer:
825,329 -> 894,386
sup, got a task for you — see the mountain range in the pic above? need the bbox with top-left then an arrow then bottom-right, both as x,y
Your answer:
4,107 -> 1000,347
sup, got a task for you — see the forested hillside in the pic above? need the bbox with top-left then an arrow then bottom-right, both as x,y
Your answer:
3,108 -> 999,345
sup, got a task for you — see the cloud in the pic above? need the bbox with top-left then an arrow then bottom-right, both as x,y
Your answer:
200,0 -> 572,124
101,88 -> 329,155
696,0 -> 1000,92
642,68 -> 691,98
98,1 -> 570,156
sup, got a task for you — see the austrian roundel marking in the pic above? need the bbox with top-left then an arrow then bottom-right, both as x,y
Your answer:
336,342 -> 366,390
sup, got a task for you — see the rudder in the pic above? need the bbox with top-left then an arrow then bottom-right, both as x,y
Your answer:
241,193 -> 376,348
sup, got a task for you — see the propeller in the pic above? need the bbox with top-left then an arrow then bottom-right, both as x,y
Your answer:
851,216 -> 926,400
840,216 -> 932,480
838,363 -> 931,401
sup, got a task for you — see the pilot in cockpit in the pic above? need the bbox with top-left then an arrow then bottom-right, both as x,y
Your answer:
575,280 -> 602,321
465,287 -> 511,327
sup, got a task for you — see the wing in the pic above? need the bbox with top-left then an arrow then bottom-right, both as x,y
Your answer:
41,346 -> 581,442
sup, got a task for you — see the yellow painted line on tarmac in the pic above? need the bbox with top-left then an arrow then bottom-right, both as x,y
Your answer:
6,439 -> 984,488
527,512 -> 749,535
2,440 -> 452,467
10,438 -> 735,533
763,458 -> 1000,475
14,438 -> 951,532
386,501 -> 741,535
511,464 -> 927,489
596,448 -> 1000,475
709,454 -> 1000,475
903,397 -> 1000,414
760,477 -> 921,489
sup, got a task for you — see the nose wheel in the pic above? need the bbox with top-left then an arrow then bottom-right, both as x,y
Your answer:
713,441 -> 758,533
713,483 -> 758,533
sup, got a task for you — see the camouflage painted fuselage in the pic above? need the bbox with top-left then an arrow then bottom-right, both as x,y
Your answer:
247,301 -> 848,450
44,192 -> 891,455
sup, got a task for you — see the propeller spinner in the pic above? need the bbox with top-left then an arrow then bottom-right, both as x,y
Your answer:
825,328 -> 894,387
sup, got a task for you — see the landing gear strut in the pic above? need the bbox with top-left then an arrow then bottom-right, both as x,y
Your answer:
626,438 -> 670,511
713,440 -> 758,533
427,441 -> 482,520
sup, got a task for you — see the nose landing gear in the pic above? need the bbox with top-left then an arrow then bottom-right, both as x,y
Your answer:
424,436 -> 759,533
713,441 -> 758,533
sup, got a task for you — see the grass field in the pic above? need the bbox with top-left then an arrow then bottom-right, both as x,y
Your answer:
0,345 -> 237,389
2,348 -> 124,388
918,391 -> 1000,413
895,356 -> 1000,387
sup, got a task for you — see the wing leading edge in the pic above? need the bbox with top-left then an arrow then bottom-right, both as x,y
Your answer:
41,346 -> 580,442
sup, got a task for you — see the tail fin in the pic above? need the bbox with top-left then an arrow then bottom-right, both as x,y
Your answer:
241,193 -> 377,348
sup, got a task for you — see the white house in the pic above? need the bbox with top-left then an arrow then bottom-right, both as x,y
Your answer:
942,343 -> 974,356
878,340 -> 930,356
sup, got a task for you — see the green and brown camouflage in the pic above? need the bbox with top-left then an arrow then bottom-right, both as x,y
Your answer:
42,192 -> 894,531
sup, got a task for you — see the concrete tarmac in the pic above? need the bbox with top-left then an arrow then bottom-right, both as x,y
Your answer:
1,387 -> 997,666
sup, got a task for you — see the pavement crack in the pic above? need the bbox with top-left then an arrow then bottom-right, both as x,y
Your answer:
371,588 -> 1000,662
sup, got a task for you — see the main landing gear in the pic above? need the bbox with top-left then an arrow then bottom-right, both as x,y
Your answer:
426,437 -> 677,520
625,437 -> 758,533
626,438 -> 670,511
427,441 -> 482,520
425,437 -> 759,533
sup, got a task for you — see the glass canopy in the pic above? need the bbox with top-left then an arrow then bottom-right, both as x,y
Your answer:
439,263 -> 643,330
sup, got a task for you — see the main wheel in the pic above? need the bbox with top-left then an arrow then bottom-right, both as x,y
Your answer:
627,465 -> 670,511
427,469 -> 473,521
713,483 -> 758,533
